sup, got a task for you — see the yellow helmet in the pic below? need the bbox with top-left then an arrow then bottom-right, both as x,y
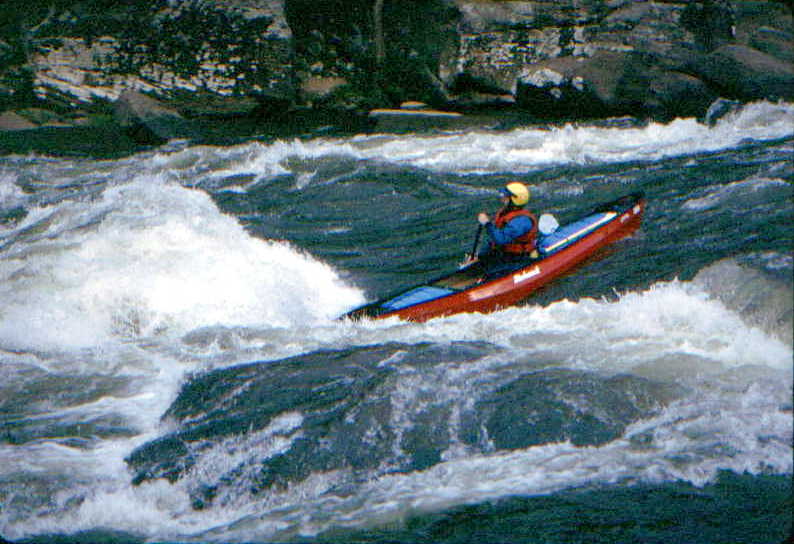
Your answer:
500,182 -> 530,206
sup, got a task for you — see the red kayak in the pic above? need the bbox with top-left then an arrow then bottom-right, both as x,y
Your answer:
344,192 -> 646,322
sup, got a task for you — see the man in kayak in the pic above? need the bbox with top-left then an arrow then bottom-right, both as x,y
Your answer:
463,181 -> 538,276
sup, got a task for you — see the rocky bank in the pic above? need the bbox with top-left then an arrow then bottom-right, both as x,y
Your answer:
1,0 -> 792,147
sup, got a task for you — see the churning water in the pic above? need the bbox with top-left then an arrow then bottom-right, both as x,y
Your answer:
0,101 -> 791,543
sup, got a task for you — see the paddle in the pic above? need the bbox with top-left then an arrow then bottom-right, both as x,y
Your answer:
468,223 -> 484,261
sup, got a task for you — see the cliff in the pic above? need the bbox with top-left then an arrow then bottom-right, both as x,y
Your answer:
1,0 -> 792,140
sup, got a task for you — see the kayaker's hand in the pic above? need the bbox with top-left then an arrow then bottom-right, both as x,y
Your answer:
478,212 -> 490,225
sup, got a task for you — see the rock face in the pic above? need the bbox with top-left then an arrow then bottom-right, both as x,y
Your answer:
24,0 -> 293,110
445,0 -> 791,119
1,0 -> 792,127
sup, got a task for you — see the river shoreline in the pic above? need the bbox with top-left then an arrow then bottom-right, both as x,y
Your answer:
3,2 -> 791,160
0,100 -> 716,159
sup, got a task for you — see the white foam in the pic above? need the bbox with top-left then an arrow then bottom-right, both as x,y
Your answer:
199,272 -> 792,379
6,102 -> 788,194
54,101 -> 789,190
149,100 -> 794,181
0,177 -> 364,353
2,275 -> 791,542
342,278 -> 792,376
0,170 -> 24,209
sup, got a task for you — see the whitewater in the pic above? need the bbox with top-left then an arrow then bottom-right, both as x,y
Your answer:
0,100 -> 791,543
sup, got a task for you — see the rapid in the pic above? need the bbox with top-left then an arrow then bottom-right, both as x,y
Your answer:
0,100 -> 791,543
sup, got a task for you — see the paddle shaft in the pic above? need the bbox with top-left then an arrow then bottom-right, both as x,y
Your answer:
469,224 -> 484,260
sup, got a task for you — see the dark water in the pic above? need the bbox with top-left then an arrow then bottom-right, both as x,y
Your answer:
0,102 -> 792,543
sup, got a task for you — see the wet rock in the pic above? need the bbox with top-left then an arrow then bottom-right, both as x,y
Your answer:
0,111 -> 36,131
647,70 -> 716,121
689,44 -> 794,101
702,97 -> 743,126
113,89 -> 198,144
514,51 -> 658,119
694,257 -> 794,346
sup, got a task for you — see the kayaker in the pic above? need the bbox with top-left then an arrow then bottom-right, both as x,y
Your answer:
463,182 -> 538,274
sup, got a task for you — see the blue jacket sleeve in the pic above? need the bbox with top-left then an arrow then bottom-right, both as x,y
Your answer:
484,215 -> 534,247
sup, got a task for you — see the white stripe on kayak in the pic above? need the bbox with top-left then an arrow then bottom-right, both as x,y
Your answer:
543,212 -> 617,253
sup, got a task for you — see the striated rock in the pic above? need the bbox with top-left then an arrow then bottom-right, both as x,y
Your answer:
445,0 -> 711,120
597,0 -> 696,62
33,37 -> 127,106
30,1 -> 294,112
4,0 -> 793,131
452,1 -> 693,89
436,0 -> 790,120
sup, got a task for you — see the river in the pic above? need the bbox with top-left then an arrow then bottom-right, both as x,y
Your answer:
0,101 -> 791,543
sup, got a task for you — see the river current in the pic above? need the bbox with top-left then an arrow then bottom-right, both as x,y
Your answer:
0,101 -> 792,543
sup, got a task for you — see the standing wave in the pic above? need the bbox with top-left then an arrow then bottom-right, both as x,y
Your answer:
0,177 -> 363,352
132,100 -> 794,187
